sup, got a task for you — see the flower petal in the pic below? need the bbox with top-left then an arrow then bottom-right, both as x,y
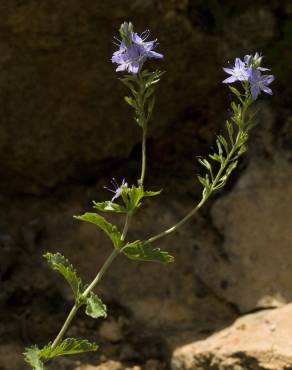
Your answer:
222,75 -> 237,84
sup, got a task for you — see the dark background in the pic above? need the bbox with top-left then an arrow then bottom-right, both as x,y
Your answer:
0,1 -> 292,369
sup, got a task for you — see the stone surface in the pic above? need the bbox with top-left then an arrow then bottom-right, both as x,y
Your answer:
171,304 -> 292,370
0,0 -> 284,194
195,155 -> 292,313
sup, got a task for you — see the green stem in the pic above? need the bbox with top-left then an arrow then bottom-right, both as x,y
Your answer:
147,128 -> 242,244
50,216 -> 131,350
82,248 -> 120,298
51,304 -> 79,349
147,197 -> 207,243
139,123 -> 147,186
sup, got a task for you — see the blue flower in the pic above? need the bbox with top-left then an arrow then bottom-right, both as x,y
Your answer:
249,68 -> 274,100
222,58 -> 250,84
112,25 -> 163,74
104,178 -> 128,202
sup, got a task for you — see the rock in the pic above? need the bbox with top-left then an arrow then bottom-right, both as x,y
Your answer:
98,318 -> 123,343
195,156 -> 292,313
0,1 -> 281,194
143,359 -> 165,370
171,304 -> 292,370
75,360 -> 125,370
0,344 -> 24,370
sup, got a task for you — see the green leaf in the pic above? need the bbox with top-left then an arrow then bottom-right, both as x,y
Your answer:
123,186 -> 161,212
217,135 -> 229,154
93,200 -> 126,214
209,153 -> 221,162
24,339 -> 98,368
45,338 -> 98,358
198,158 -> 212,172
23,346 -> 44,370
85,292 -> 107,319
74,213 -> 122,249
48,338 -> 98,357
124,96 -> 137,108
229,86 -> 242,98
226,120 -> 234,145
122,240 -> 174,264
147,96 -> 156,119
120,80 -> 138,97
143,190 -> 162,197
44,253 -> 82,300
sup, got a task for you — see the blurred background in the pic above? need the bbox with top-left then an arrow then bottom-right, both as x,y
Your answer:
0,1 -> 292,369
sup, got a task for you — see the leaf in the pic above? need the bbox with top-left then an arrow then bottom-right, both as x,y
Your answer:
93,200 -> 126,214
44,253 -> 82,300
226,120 -> 234,145
23,346 -> 44,370
217,135 -> 229,154
45,338 -> 98,358
85,292 -> 107,319
124,186 -> 161,212
122,240 -> 174,264
147,96 -> 156,119
124,96 -> 137,108
209,153 -> 221,162
198,158 -> 212,172
229,86 -> 242,98
216,139 -> 224,158
74,213 -> 122,249
143,190 -> 162,197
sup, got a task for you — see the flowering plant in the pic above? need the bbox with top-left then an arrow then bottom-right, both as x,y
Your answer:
23,22 -> 274,370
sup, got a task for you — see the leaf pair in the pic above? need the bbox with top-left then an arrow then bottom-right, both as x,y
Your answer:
44,253 -> 107,318
24,338 -> 98,370
75,213 -> 173,264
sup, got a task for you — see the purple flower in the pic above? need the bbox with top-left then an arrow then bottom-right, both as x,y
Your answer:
104,178 -> 128,202
222,58 -> 250,84
112,26 -> 163,74
249,68 -> 274,100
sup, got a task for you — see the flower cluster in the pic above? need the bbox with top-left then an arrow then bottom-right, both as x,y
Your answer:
111,22 -> 163,74
223,53 -> 274,100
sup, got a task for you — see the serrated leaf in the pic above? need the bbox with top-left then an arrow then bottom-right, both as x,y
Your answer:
44,253 -> 82,300
85,292 -> 107,319
74,213 -> 122,249
93,200 -> 126,214
45,338 -> 98,358
122,185 -> 161,213
23,346 -> 44,370
122,240 -> 174,264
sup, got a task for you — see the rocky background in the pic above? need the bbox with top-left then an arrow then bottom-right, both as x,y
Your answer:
1,1 -> 292,370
